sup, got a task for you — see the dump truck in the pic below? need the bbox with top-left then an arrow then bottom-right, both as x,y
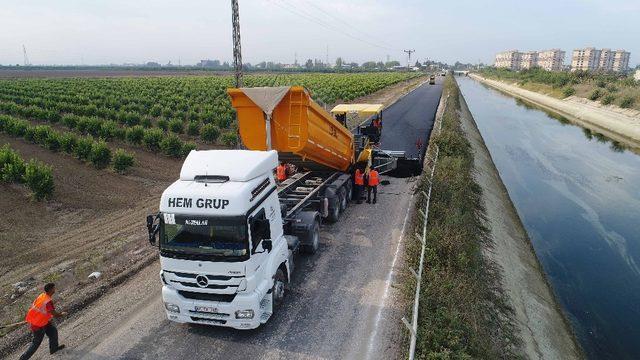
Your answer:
146,86 -> 377,329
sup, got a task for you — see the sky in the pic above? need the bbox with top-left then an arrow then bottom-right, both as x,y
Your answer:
0,0 -> 638,67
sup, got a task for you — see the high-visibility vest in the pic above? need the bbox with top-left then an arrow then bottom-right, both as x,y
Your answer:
25,293 -> 53,328
276,165 -> 287,181
368,170 -> 379,186
354,169 -> 364,185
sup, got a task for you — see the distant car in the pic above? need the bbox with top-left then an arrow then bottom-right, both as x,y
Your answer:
441,72 -> 446,76
429,75 -> 436,85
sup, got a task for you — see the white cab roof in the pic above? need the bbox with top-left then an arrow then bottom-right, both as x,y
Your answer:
180,150 -> 278,182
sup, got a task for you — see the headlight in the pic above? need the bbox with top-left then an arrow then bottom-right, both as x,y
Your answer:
235,310 -> 254,319
165,302 -> 180,313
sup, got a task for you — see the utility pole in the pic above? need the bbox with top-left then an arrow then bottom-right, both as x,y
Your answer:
325,45 -> 329,68
231,0 -> 242,87
404,49 -> 415,71
23,45 -> 30,66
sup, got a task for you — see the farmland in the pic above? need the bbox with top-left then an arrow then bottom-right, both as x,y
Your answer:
0,72 -> 421,344
0,72 -> 417,158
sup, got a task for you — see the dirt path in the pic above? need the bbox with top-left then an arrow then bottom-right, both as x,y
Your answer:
457,89 -> 582,359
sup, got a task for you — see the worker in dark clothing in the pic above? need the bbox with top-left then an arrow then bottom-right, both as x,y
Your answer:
354,168 -> 365,204
366,168 -> 380,204
20,283 -> 67,359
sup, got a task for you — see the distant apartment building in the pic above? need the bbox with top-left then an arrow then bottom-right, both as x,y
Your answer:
612,50 -> 631,72
571,47 -> 601,71
495,49 -> 565,71
494,50 -> 522,70
571,48 -> 630,72
635,69 -> 640,81
537,49 -> 566,71
520,52 -> 539,69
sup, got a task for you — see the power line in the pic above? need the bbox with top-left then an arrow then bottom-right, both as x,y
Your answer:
301,0 -> 398,51
269,0 -> 400,53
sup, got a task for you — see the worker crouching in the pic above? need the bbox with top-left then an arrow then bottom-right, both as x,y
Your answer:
366,168 -> 379,204
20,283 -> 67,359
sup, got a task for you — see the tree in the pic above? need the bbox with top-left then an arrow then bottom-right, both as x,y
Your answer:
305,59 -> 313,69
415,60 -> 421,68
335,57 -> 343,68
362,61 -> 377,69
376,61 -> 385,69
385,60 -> 400,68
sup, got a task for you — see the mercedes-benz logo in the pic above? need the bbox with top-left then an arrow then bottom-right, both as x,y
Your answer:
196,275 -> 209,288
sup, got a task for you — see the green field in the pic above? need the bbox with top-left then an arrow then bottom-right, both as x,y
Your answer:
0,72 -> 418,164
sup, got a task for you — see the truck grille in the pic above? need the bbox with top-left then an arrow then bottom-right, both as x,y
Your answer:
190,316 -> 227,325
178,290 -> 236,303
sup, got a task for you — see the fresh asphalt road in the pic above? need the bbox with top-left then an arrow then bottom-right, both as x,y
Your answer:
379,78 -> 443,160
16,79 -> 443,360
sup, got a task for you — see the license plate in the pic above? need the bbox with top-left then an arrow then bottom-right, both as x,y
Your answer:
194,306 -> 218,313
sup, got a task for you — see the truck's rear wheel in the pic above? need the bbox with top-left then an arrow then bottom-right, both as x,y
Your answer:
272,268 -> 286,308
339,187 -> 348,212
327,198 -> 340,223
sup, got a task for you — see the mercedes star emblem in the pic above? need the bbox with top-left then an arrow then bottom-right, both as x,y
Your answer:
196,275 -> 209,288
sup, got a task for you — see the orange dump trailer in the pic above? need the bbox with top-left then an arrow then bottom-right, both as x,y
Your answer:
227,86 -> 355,172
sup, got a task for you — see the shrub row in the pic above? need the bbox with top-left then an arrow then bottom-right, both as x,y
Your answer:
0,115 -> 135,172
0,144 -> 54,200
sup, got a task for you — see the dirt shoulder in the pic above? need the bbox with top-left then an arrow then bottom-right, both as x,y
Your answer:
470,73 -> 640,153
458,88 -> 582,359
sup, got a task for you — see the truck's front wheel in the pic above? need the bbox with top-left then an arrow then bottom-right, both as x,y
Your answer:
273,269 -> 286,308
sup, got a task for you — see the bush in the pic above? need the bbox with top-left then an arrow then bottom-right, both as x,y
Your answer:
99,120 -> 119,139
74,136 -> 94,160
60,133 -> 78,153
168,118 -> 184,133
606,84 -> 618,93
181,142 -> 197,158
89,140 -> 112,169
187,121 -> 200,136
24,159 -> 54,200
562,87 -> 576,98
44,132 -> 62,152
126,125 -> 145,144
112,149 -> 135,173
601,94 -> 616,105
620,96 -> 635,109
596,79 -> 607,88
589,89 -> 602,101
143,128 -> 163,151
200,124 -> 220,142
141,116 -> 153,128
157,118 -> 168,131
160,134 -> 184,158
150,104 -> 162,117
221,132 -> 238,147
0,145 -> 25,183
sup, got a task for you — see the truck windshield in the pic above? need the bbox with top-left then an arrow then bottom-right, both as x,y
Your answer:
160,215 -> 248,257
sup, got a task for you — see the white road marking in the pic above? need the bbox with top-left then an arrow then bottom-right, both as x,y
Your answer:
365,192 -> 414,359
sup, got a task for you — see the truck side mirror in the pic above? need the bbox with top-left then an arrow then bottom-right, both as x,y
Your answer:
146,214 -> 159,246
262,239 -> 272,253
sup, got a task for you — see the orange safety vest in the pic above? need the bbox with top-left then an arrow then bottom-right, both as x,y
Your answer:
368,170 -> 379,186
354,169 -> 364,185
276,165 -> 287,181
25,293 -> 53,328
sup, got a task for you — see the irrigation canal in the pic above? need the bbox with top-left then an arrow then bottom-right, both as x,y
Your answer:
458,76 -> 640,359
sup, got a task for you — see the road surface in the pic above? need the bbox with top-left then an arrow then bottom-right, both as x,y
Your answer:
13,79 -> 443,360
379,78 -> 443,160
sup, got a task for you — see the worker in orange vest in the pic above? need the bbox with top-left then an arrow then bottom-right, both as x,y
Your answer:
367,168 -> 380,204
276,161 -> 287,182
20,283 -> 67,360
354,168 -> 365,204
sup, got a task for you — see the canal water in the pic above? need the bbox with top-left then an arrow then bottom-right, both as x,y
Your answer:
457,76 -> 640,359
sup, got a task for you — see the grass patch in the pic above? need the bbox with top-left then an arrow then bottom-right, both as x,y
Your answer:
404,76 -> 521,358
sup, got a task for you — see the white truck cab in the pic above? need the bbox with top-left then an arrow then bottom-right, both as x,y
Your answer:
150,150 -> 293,329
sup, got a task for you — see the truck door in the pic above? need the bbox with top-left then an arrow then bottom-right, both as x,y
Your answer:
248,208 -> 271,279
